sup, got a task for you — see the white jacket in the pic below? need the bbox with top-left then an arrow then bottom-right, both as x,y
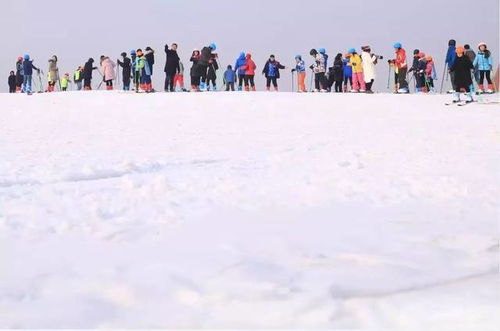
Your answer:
361,51 -> 377,82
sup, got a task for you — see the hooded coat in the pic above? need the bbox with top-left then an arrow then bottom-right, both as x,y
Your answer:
48,56 -> 59,82
235,52 -> 247,75
83,59 -> 96,80
101,57 -> 116,81
361,51 -> 377,82
241,54 -> 256,75
450,55 -> 473,88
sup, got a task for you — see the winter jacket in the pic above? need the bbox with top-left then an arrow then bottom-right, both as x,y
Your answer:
395,48 -> 407,69
190,53 -> 200,77
333,58 -> 344,81
16,61 -> 24,85
262,60 -> 285,78
343,59 -> 352,78
145,49 -> 155,74
83,59 -> 97,80
473,51 -> 493,71
235,52 -> 247,75
48,56 -> 59,82
312,53 -> 326,73
425,61 -> 437,79
224,69 -> 236,83
73,69 -> 83,82
417,58 -> 427,73
241,54 -> 256,75
8,75 -> 16,88
117,57 -> 132,78
101,57 -> 116,81
164,45 -> 180,75
135,55 -> 151,76
465,49 -> 476,63
61,76 -> 70,88
207,57 -> 219,79
408,56 -> 419,73
199,46 -> 213,67
295,60 -> 306,73
450,55 -> 473,87
445,45 -> 456,68
22,60 -> 39,76
350,53 -> 363,73
361,51 -> 377,82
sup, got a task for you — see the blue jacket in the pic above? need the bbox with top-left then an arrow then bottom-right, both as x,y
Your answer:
235,53 -> 246,75
224,69 -> 236,83
343,59 -> 352,78
473,51 -> 493,71
22,60 -> 38,76
323,53 -> 329,70
445,46 -> 456,67
295,60 -> 306,73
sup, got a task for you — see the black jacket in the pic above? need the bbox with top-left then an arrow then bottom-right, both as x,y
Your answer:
332,58 -> 344,81
164,45 -> 180,75
83,59 -> 97,80
207,56 -> 219,79
262,60 -> 285,79
198,46 -> 212,67
450,55 -> 473,87
8,75 -> 16,88
118,57 -> 132,76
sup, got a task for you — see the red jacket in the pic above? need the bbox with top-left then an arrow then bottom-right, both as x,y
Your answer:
395,48 -> 407,69
242,54 -> 256,75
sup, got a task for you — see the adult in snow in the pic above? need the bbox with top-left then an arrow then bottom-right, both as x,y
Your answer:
449,45 -> 474,103
445,39 -> 457,93
21,54 -> 39,94
391,42 -> 409,93
83,58 -> 97,90
464,44 -> 479,84
332,53 -> 344,93
15,56 -> 24,92
190,49 -> 201,91
164,43 -> 180,92
241,53 -> 256,91
206,53 -> 219,91
347,48 -> 366,93
197,43 -> 217,91
100,56 -> 116,90
309,49 -> 327,92
47,55 -> 59,92
473,42 -> 494,93
262,55 -> 285,91
234,52 -> 247,91
117,52 -> 132,91
361,46 -> 378,93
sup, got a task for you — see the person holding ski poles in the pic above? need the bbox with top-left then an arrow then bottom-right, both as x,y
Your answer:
391,42 -> 409,93
21,54 -> 39,94
292,55 -> 307,92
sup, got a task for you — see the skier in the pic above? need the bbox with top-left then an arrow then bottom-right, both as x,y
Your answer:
262,55 -> 285,91
449,45 -> 474,103
473,42 -> 494,94
309,49 -> 327,92
234,52 -> 246,91
83,58 -> 97,90
361,46 -> 378,93
8,71 -> 16,93
207,54 -> 219,91
408,49 -> 420,91
445,39 -> 457,93
319,48 -> 329,90
73,66 -> 83,90
242,53 -> 256,91
61,73 -> 70,91
47,55 -> 59,92
190,49 -> 201,91
391,42 -> 409,93
15,56 -> 24,92
292,55 -> 307,92
101,56 -> 116,90
347,48 -> 366,93
197,43 -> 217,91
343,55 -> 352,92
145,47 -> 155,91
223,65 -> 236,91
164,43 -> 180,92
332,53 -> 344,93
21,54 -> 39,94
174,61 -> 186,91
416,53 -> 428,92
117,52 -> 132,91
135,49 -> 152,92
425,55 -> 437,92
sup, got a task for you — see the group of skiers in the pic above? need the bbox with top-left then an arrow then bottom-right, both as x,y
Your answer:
8,40 -> 496,99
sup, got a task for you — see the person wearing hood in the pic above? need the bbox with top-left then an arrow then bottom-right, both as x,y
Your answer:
241,53 -> 256,91
144,47 -> 155,91
117,52 -> 132,91
8,71 -> 16,93
262,55 -> 285,91
473,42 -> 494,93
47,55 -> 59,92
332,53 -> 344,93
164,43 -> 180,92
449,45 -> 474,103
445,39 -> 457,93
83,58 -> 97,90
206,53 -> 219,91
21,54 -> 39,93
101,56 -> 116,90
234,52 -> 247,91
196,43 -> 217,91
15,56 -> 24,92
361,46 -> 378,93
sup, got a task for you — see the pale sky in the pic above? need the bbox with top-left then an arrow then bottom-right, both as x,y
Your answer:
1,0 -> 498,92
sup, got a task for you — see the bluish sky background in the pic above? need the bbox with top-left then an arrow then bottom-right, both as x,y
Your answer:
1,0 -> 498,92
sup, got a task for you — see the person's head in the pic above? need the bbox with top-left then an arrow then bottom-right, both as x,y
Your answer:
344,52 -> 351,58
64,72 -> 69,77
193,49 -> 199,56
121,52 -> 127,58
136,49 -> 143,56
393,42 -> 402,50
319,48 -> 326,54
246,53 -> 252,59
425,55 -> 433,62
455,45 -> 465,57
347,48 -> 356,55
418,52 -> 426,59
130,50 -> 136,56
464,44 -> 470,50
23,54 -> 30,60
361,46 -> 371,53
171,43 -> 178,51
227,64 -> 232,70
77,66 -> 82,70
269,54 -> 275,61
10,70 -> 14,75
310,49 -> 318,56
17,56 -> 23,62
145,46 -> 152,52
478,42 -> 487,51
295,55 -> 302,62
88,58 -> 94,63
448,39 -> 456,46
209,43 -> 217,51
335,53 -> 342,60
413,49 -> 420,56
100,55 -> 106,61
51,55 -> 57,62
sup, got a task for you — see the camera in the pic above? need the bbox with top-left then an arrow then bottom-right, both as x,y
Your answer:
374,55 -> 384,60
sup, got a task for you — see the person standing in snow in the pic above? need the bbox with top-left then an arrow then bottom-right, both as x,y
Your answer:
207,53 -> 219,91
8,71 -> 16,93
473,42 -> 494,94
391,42 -> 409,93
164,43 -> 180,92
83,58 -> 97,90
343,55 -> 353,92
135,49 -> 152,92
117,52 -> 132,91
190,49 -> 201,91
234,52 -> 247,91
47,55 -> 59,92
309,49 -> 327,92
292,55 -> 307,92
319,48 -> 329,90
174,61 -> 186,91
424,55 -> 437,92
101,56 -> 116,90
223,65 -> 236,91
445,39 -> 457,93
361,46 -> 378,93
144,47 -> 155,90
262,55 -> 285,91
464,44 -> 479,84
15,56 -> 24,92
241,53 -> 256,91
21,54 -> 39,94
61,73 -> 70,91
347,48 -> 366,93
332,53 -> 344,93
73,66 -> 84,90
449,45 -> 474,103
197,43 -> 217,91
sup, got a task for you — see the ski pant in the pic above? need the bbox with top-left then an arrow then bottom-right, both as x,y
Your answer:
334,80 -> 343,92
207,77 -> 216,88
238,74 -> 245,88
165,74 -> 175,91
427,78 -> 434,89
75,81 -> 82,90
9,86 -> 16,93
62,87 -> 67,91
191,75 -> 201,87
266,77 -> 278,89
141,75 -> 151,85
365,79 -> 374,91
23,75 -> 32,93
84,79 -> 92,90
343,76 -> 352,89
314,72 -> 327,90
479,70 -> 492,85
455,84 -> 471,93
123,75 -> 131,90
448,70 -> 456,90
397,68 -> 408,89
225,82 -> 235,91
297,72 -> 306,92
415,74 -> 425,89
174,74 -> 184,89
244,75 -> 255,88
351,72 -> 366,91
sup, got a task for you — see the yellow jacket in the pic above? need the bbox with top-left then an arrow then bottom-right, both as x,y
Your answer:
350,53 -> 363,73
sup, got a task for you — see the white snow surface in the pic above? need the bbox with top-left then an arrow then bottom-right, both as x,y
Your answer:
0,91 -> 499,329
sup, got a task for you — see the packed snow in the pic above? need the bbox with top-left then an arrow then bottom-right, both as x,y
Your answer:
0,91 -> 499,329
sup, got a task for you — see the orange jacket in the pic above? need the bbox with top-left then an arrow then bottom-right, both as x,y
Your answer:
395,48 -> 407,69
242,54 -> 256,75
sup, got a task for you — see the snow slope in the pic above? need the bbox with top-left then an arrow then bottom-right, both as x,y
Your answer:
0,91 -> 499,329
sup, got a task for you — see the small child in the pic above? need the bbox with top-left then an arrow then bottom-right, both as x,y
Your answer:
415,52 -> 428,92
223,65 -> 236,91
449,45 -> 474,103
292,55 -> 306,92
8,71 -> 16,93
174,61 -> 186,91
74,66 -> 83,90
424,56 -> 437,92
207,55 -> 219,91
61,73 -> 70,91
343,55 -> 353,92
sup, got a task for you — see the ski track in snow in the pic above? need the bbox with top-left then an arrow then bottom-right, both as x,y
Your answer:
0,91 -> 499,329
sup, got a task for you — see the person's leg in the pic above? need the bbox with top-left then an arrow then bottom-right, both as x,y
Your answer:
314,73 -> 320,90
26,75 -> 32,93
298,72 -> 305,92
358,73 -> 366,91
399,68 -> 408,90
478,71 -> 485,91
230,82 -> 235,91
272,77 -> 278,91
250,75 -> 255,90
266,77 -> 271,90
449,71 -> 456,91
351,72 -> 359,91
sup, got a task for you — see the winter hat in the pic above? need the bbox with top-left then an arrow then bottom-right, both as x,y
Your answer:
347,48 -> 356,54
413,49 -> 420,55
361,46 -> 371,52
418,52 -> 426,58
448,39 -> 456,46
130,50 -> 136,55
464,44 -> 471,50
295,55 -> 302,60
310,49 -> 318,56
319,48 -> 326,54
455,46 -> 465,55
17,56 -> 23,61
121,52 -> 127,57
193,48 -> 200,53
209,43 -> 217,51
23,54 -> 30,60
145,46 -> 152,51
425,55 -> 433,62
477,42 -> 487,49
393,42 -> 402,48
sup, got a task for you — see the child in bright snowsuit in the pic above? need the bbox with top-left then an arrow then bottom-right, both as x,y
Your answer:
392,43 -> 409,93
174,61 -> 186,91
445,39 -> 457,92
21,54 -> 39,93
473,42 -> 494,93
292,55 -> 306,92
15,57 -> 24,92
425,55 -> 437,92
207,54 -> 219,91
234,52 -> 246,91
135,49 -> 152,92
61,73 -> 70,91
47,55 -> 59,92
224,65 -> 236,91
241,53 -> 256,91
73,66 -> 83,90
309,49 -> 327,92
262,55 -> 285,91
101,56 -> 116,90
449,45 -> 474,103
332,53 -> 344,93
8,71 -> 16,93
347,48 -> 366,92
343,56 -> 352,92
413,52 -> 428,92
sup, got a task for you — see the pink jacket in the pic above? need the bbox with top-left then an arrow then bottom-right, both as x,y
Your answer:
101,58 -> 116,81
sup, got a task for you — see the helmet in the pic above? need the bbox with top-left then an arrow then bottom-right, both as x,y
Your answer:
130,50 -> 136,55
209,43 -> 217,51
477,42 -> 487,49
448,39 -> 456,46
295,55 -> 302,60
310,49 -> 317,56
393,42 -> 402,48
23,54 -> 30,60
425,55 -> 433,62
413,49 -> 420,55
318,48 -> 326,54
121,52 -> 127,57
17,56 -> 23,61
455,45 -> 465,55
347,48 -> 356,54
418,52 -> 426,58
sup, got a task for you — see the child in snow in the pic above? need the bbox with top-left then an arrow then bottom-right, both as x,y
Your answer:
234,52 -> 246,91
412,52 -> 428,93
343,56 -> 352,92
21,54 -> 39,94
223,65 -> 236,91
8,71 -> 16,93
15,57 -> 24,92
464,44 -> 479,84
425,55 -> 437,92
47,55 -> 59,92
332,53 -> 344,93
83,58 -> 97,90
135,49 -> 152,92
73,66 -> 83,90
449,45 -> 474,103
292,55 -> 307,92
207,54 -> 219,91
309,49 -> 327,92
473,42 -> 494,93
101,56 -> 116,90
262,55 -> 285,91
174,61 -> 186,91
241,53 -> 256,91
347,48 -> 366,93
61,73 -> 70,91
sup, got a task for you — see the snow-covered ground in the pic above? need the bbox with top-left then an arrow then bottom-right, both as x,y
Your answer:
0,91 -> 499,329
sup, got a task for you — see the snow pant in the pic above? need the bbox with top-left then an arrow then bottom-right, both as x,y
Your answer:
365,79 -> 374,91
455,84 -> 471,93
16,74 -> 23,89
174,74 -> 184,90
191,75 -> 201,87
123,75 -> 130,90
334,80 -> 343,92
448,70 -> 456,90
62,87 -> 67,91
165,74 -> 175,91
84,78 -> 92,90
297,72 -> 306,92
314,72 -> 327,90
207,77 -> 216,88
427,78 -> 434,89
266,77 -> 278,89
238,74 -> 245,88
225,82 -> 235,91
415,74 -> 425,89
479,70 -> 492,85
397,68 -> 408,89
343,76 -> 352,90
244,75 -> 255,88
351,72 -> 366,91
141,75 -> 151,85
9,86 -> 16,93
75,81 -> 83,90
22,75 -> 32,93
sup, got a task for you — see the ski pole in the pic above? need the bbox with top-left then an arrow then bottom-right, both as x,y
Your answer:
309,69 -> 314,92
387,64 -> 391,89
439,63 -> 447,94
